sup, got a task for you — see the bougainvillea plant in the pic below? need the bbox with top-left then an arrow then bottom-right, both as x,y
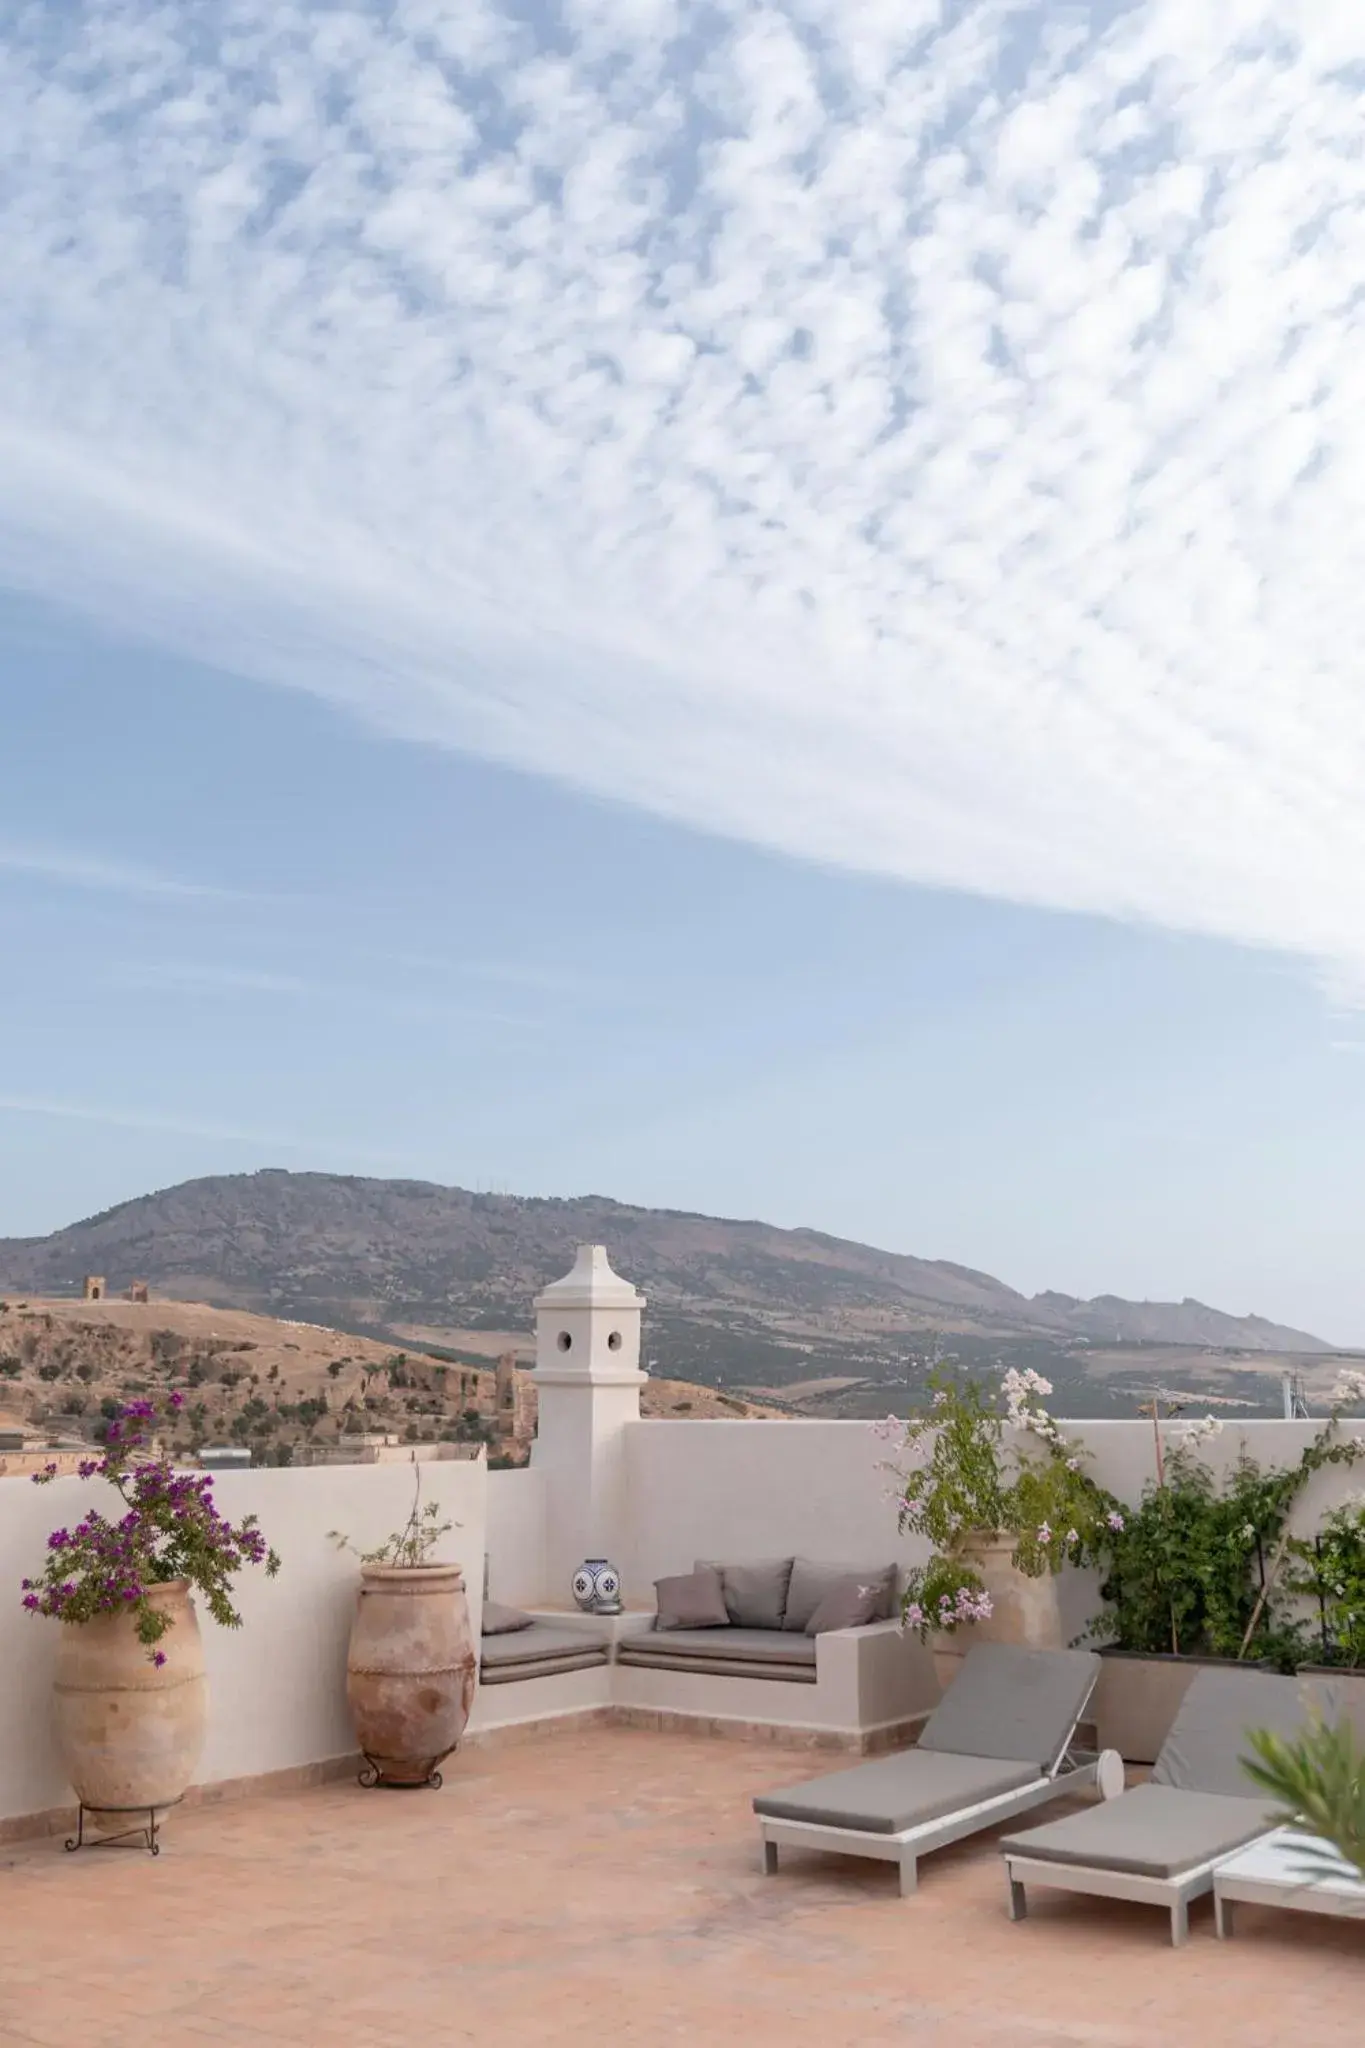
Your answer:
879,1366 -> 1121,1641
21,1395 -> 280,1664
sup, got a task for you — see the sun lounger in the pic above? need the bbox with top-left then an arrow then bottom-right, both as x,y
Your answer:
753,1643 -> 1120,1896
1000,1666 -> 1323,1944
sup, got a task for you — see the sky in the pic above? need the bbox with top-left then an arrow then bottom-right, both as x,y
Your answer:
2,2 -> 1365,1338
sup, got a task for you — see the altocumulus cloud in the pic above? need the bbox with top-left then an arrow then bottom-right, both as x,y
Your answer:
3,2 -> 1365,982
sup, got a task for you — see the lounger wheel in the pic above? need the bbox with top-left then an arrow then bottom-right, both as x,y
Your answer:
1096,1749 -> 1125,1801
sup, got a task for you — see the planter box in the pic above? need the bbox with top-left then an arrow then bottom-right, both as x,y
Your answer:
1094,1651 -> 1268,1765
1299,1665 -> 1365,1738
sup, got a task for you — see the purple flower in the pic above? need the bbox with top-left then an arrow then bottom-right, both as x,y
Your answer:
152,1650 -> 167,1668
1107,1510 -> 1125,1533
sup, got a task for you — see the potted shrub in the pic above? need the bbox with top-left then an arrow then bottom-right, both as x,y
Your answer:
21,1394 -> 280,1841
1090,1405 -> 1364,1762
884,1367 -> 1120,1690
331,1473 -> 476,1788
1282,1497 -> 1365,1707
1242,1715 -> 1365,1878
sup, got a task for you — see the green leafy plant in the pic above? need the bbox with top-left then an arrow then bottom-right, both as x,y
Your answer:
1095,1414 -> 1364,1665
1242,1715 -> 1365,1879
329,1468 -> 456,1568
1282,1499 -> 1365,1669
882,1366 -> 1120,1640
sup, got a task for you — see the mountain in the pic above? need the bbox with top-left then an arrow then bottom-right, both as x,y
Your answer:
0,1173 -> 1331,1420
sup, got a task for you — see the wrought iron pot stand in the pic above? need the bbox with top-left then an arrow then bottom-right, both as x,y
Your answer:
358,1745 -> 458,1790
66,1798 -> 182,1856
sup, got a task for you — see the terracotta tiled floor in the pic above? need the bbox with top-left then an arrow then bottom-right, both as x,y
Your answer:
1,1726 -> 1360,2046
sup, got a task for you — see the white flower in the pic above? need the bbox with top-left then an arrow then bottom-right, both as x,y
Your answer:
1176,1414 -> 1224,1448
1241,1523 -> 1256,1542
1065,1457 -> 1080,1472
1106,1511 -> 1125,1533
1037,1522 -> 1052,1545
1066,1528 -> 1080,1546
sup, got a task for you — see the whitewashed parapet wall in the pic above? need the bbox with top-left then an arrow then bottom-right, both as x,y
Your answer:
508,1243 -> 1365,1619
0,1458 -> 486,1826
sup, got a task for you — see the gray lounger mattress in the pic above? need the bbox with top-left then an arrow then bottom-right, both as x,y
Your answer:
755,1749 -> 1041,1834
999,1783 -> 1273,1879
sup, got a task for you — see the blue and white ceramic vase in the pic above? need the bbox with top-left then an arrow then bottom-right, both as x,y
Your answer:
571,1558 -> 622,1615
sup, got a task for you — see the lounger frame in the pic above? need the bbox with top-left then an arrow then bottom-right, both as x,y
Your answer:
1002,1841 -> 1254,1948
759,1727 -> 1123,1898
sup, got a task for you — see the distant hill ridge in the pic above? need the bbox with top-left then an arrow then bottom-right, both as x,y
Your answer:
0,1170 -> 1329,1360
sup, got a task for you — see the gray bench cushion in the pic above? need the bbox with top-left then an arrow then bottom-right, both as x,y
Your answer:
755,1750 -> 1040,1835
480,1623 -> 610,1671
620,1627 -> 816,1668
783,1558 -> 896,1632
481,1651 -> 609,1686
1151,1667 -> 1320,1797
696,1558 -> 795,1631
1001,1783 -> 1273,1879
919,1644 -> 1099,1767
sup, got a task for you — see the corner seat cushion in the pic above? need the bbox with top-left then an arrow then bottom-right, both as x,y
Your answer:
624,1627 -> 816,1668
480,1622 -> 610,1670
755,1750 -> 1040,1835
1000,1784 -> 1274,1879
481,1600 -> 535,1637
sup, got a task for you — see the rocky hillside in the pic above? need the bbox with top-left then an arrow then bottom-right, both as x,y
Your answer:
0,1296 -> 780,1465
0,1171 -> 1335,1417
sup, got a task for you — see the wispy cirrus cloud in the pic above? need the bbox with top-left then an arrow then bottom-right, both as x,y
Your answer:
104,957 -> 542,1027
0,1092 -> 398,1161
3,5 -> 1365,982
0,842 -> 226,900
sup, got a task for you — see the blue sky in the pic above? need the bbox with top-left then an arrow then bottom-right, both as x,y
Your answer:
3,3 -> 1365,1337
6,586 -> 1363,1339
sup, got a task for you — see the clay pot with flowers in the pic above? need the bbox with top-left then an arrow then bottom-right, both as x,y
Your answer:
881,1366 -> 1121,1692
21,1395 -> 280,1838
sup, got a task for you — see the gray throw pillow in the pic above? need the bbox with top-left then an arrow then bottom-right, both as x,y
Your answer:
481,1601 -> 535,1637
784,1558 -> 897,1632
654,1566 -> 731,1631
695,1557 -> 795,1631
804,1574 -> 891,1635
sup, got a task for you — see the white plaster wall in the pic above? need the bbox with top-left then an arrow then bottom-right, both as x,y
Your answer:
485,1467 -> 549,1606
619,1416 -> 1365,1632
0,1459 -> 485,1823
621,1421 -> 923,1600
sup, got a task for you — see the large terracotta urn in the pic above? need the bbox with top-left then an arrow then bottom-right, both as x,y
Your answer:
930,1534 -> 1064,1692
52,1579 -> 209,1831
345,1564 -> 477,1787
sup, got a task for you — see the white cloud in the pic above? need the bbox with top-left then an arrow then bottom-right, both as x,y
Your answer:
0,842 -> 224,900
3,3 -> 1365,982
0,1092 -> 366,1157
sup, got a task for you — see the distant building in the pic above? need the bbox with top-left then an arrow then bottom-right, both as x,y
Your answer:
126,1280 -> 150,1304
495,1351 -> 535,1444
197,1444 -> 253,1470
302,1434 -> 481,1467
0,1435 -> 90,1479
83,1275 -> 106,1301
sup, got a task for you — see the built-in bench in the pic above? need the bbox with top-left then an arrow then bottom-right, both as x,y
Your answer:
480,1622 -> 612,1685
468,1559 -> 935,1749
616,1625 -> 818,1682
